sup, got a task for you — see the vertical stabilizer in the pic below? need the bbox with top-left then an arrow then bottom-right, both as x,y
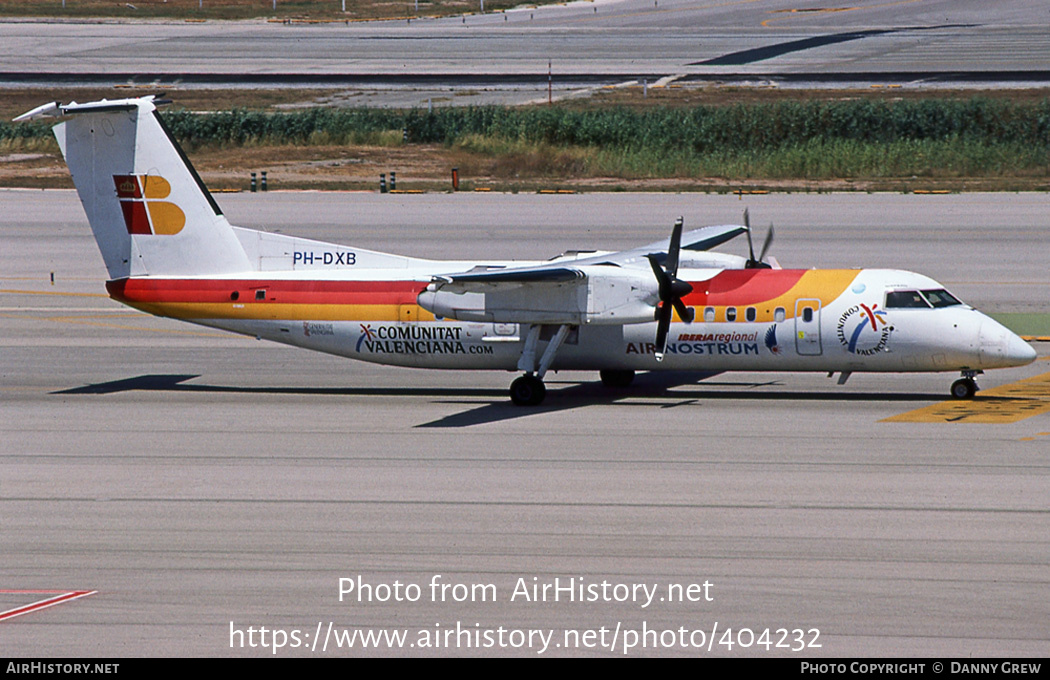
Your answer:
24,97 -> 252,279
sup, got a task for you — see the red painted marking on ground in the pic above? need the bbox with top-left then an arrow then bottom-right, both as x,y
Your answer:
0,590 -> 97,622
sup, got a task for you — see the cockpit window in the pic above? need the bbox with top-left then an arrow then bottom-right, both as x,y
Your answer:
920,289 -> 963,308
885,290 -> 930,308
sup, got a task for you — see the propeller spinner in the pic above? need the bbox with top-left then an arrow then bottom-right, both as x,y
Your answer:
646,217 -> 696,361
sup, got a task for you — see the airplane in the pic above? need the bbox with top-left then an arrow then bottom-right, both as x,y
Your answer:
16,95 -> 1037,406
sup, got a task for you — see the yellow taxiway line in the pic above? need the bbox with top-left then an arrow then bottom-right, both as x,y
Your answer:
882,372 -> 1050,424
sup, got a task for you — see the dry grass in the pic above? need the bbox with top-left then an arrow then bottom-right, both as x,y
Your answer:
7,140 -> 1044,194
6,85 -> 1050,193
583,83 -> 1050,110
7,85 -> 1050,122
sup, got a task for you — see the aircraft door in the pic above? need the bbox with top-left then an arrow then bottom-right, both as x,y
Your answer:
794,299 -> 822,355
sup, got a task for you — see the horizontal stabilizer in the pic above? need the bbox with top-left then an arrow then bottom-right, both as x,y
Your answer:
14,96 -> 167,122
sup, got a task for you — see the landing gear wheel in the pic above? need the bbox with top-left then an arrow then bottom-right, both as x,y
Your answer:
600,369 -> 635,388
510,375 -> 546,406
950,377 -> 978,400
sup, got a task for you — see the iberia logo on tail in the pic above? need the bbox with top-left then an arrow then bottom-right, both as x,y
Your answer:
113,175 -> 185,236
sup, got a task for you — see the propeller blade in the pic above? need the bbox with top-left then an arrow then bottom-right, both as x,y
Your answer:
654,303 -> 672,360
744,209 -> 756,263
743,210 -> 773,269
649,217 -> 696,358
758,223 -> 775,262
646,254 -> 670,299
666,216 -> 684,276
672,297 -> 695,324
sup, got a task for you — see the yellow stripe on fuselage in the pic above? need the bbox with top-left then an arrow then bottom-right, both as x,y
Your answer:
695,269 -> 859,323
124,270 -> 860,325
763,269 -> 858,317
123,301 -> 436,323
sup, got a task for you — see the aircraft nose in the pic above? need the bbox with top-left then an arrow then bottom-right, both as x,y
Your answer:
1004,331 -> 1038,366
979,318 -> 1037,367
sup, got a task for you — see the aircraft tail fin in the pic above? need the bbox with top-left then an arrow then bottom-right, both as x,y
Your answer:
17,96 -> 252,279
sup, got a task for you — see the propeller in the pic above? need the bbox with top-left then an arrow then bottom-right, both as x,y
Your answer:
743,208 -> 775,269
646,216 -> 696,361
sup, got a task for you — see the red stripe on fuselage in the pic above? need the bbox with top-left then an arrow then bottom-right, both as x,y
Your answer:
684,269 -> 806,307
107,269 -> 811,309
107,278 -> 427,305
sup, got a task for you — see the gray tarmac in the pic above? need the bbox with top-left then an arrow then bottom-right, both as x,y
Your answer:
1,190 -> 1048,656
3,0 -> 1050,105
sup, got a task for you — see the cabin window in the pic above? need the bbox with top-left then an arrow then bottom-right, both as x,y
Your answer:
745,307 -> 757,322
774,307 -> 785,323
704,307 -> 715,322
885,290 -> 930,308
725,307 -> 737,322
802,307 -> 814,323
921,289 -> 963,308
255,290 -> 267,301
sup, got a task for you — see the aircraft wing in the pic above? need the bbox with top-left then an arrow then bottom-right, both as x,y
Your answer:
638,223 -> 747,256
536,224 -> 746,266
418,222 -> 747,325
561,224 -> 746,267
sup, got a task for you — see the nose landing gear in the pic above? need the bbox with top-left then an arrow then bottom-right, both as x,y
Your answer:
950,370 -> 982,400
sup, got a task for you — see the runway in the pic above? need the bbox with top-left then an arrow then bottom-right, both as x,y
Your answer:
3,0 -> 1050,105
1,190 -> 1048,656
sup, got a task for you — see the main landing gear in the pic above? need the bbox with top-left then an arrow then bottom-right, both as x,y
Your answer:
507,322 -> 637,405
509,324 -> 572,406
510,374 -> 545,406
950,370 -> 982,400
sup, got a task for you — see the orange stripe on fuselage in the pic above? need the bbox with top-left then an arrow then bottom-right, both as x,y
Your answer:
688,269 -> 805,305
106,269 -> 860,324
106,277 -> 431,322
121,301 -> 427,322
685,269 -> 859,320
107,278 -> 426,305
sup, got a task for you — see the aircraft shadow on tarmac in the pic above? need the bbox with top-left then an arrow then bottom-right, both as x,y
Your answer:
693,25 -> 976,66
52,372 -> 948,428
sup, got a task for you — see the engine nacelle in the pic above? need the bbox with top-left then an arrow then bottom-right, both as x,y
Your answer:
418,267 -> 659,325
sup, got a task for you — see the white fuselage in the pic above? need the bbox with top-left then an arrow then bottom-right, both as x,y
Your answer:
127,266 -> 1032,376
